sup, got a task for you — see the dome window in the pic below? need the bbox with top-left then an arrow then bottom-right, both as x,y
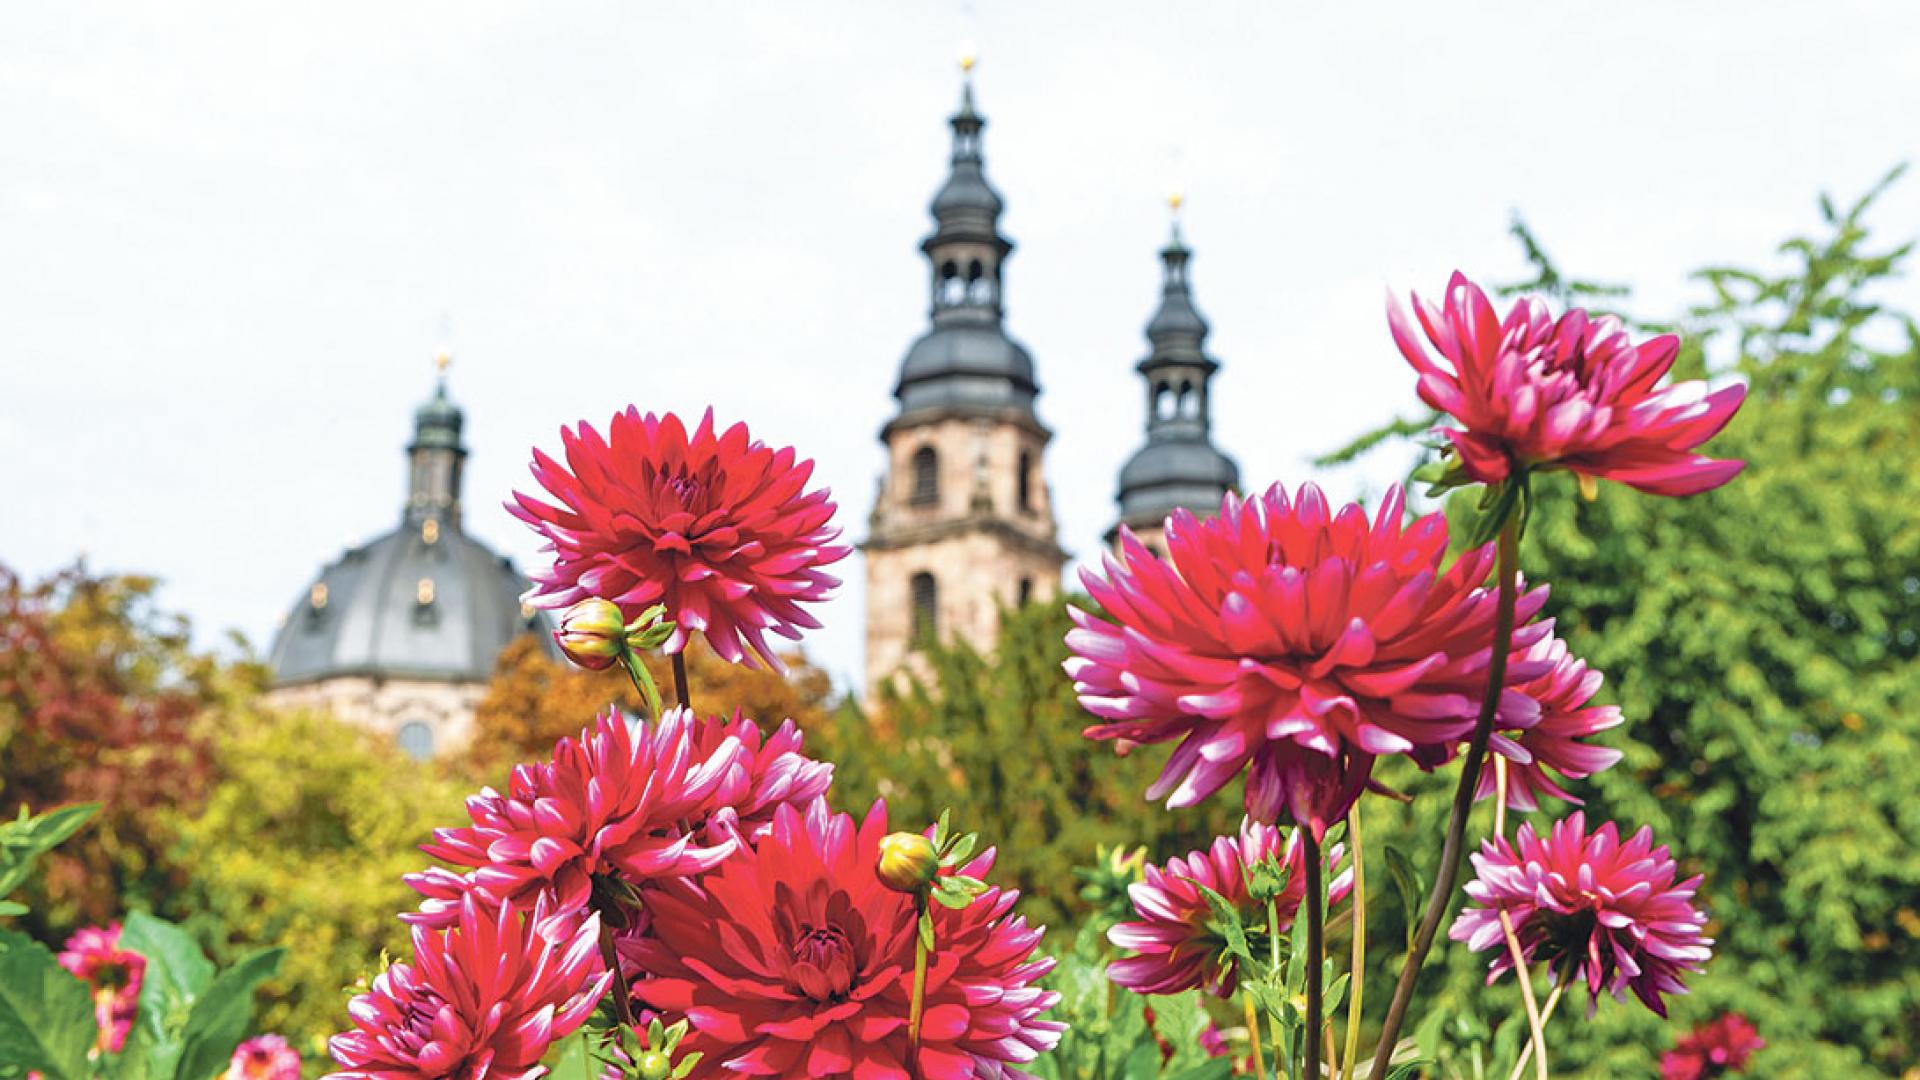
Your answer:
309,582 -> 328,609
422,518 -> 440,544
396,721 -> 435,761
416,577 -> 436,605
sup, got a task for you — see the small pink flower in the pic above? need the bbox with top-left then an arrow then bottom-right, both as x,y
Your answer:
57,923 -> 144,1054
1473,636 -> 1624,810
1109,820 -> 1352,998
1390,272 -> 1746,496
226,1034 -> 302,1080
409,708 -> 745,925
511,408 -> 849,671
1067,482 -> 1556,837
326,894 -> 610,1080
1450,812 -> 1713,1017
1661,1013 -> 1765,1079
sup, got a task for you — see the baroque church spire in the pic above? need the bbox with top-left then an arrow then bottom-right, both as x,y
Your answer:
863,62 -> 1066,700
1111,196 -> 1241,550
407,351 -> 467,527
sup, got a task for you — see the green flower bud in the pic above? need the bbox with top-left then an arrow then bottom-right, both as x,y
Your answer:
876,831 -> 940,893
636,1050 -> 672,1080
553,598 -> 628,671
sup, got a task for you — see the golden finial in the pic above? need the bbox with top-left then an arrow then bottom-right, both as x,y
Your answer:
1168,190 -> 1184,214
434,350 -> 451,373
958,40 -> 977,73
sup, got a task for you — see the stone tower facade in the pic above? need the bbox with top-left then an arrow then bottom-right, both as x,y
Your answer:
863,80 -> 1067,698
1109,211 -> 1241,554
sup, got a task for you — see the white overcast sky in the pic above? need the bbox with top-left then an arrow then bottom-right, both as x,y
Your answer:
4,2 -> 1917,693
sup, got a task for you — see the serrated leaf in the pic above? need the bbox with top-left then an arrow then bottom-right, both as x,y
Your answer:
172,946 -> 285,1080
0,928 -> 98,1080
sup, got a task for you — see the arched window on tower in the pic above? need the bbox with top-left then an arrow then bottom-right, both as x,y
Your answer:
1154,380 -> 1176,421
910,572 -> 938,648
1017,577 -> 1033,607
909,445 -> 939,506
1177,380 -> 1196,419
966,259 -> 993,304
1017,449 -> 1033,512
938,260 -> 965,306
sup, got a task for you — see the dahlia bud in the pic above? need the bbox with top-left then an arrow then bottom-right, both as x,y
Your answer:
876,832 -> 939,893
552,598 -> 628,670
635,1051 -> 671,1080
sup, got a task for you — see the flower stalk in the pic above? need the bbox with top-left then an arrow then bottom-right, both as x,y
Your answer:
1506,983 -> 1565,1080
1368,509 -> 1522,1078
1340,805 -> 1366,1080
1243,991 -> 1267,1080
671,650 -> 692,712
1492,756 -> 1550,1080
1303,828 -> 1325,1080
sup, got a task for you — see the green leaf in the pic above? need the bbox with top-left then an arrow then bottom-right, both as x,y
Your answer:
173,947 -> 286,1080
0,803 -> 101,902
119,910 -> 214,1069
1191,882 -> 1255,969
1382,845 -> 1427,952
1118,1041 -> 1160,1080
1166,1061 -> 1234,1080
0,928 -> 98,1080
542,1028 -> 593,1080
0,901 -> 26,917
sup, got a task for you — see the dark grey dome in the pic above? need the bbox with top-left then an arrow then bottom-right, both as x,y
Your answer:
931,164 -> 1003,218
268,525 -> 548,685
268,371 -> 555,688
1118,437 -> 1241,523
1147,286 -> 1209,340
896,322 -> 1038,414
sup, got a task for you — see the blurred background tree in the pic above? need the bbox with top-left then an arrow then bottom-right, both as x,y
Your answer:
0,563 -> 223,929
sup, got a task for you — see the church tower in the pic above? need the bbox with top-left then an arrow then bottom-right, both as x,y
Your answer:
1109,201 -> 1241,553
863,72 -> 1067,698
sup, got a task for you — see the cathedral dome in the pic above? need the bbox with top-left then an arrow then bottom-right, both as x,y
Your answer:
268,523 -> 543,686
266,369 -> 552,691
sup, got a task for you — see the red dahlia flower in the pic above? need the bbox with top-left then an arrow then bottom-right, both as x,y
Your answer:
226,1034 -> 302,1080
511,408 -> 849,671
409,709 -> 746,926
1450,812 -> 1712,1017
57,923 -> 144,1053
1473,636 -> 1623,810
1661,1013 -> 1765,1079
1108,820 -> 1352,997
327,895 -> 610,1079
628,800 -> 1063,1079
1390,272 -> 1746,496
1067,482 -> 1553,837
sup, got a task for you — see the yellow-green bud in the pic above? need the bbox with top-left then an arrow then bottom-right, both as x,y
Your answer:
636,1050 -> 672,1080
552,598 -> 628,671
876,832 -> 940,893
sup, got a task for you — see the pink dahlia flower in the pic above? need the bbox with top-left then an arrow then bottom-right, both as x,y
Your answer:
511,407 -> 849,671
688,711 -> 835,846
1108,820 -> 1353,997
629,800 -> 1063,1079
1067,482 -> 1553,837
409,708 -> 745,926
1450,812 -> 1712,1017
1661,1013 -> 1765,1079
226,1034 -> 302,1080
57,923 -> 144,1053
1390,272 -> 1746,496
1473,636 -> 1623,810
327,894 -> 610,1079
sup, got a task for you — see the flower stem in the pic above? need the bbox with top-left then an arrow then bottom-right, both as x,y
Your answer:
1304,829 -> 1326,1080
620,651 -> 663,719
1505,982 -> 1564,1080
1340,805 -> 1367,1080
595,918 -> 638,1031
671,650 -> 692,712
1367,514 -> 1521,1078
1267,897 -> 1286,1078
1243,990 -> 1268,1080
1497,909 -> 1549,1080
908,898 -> 930,1052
